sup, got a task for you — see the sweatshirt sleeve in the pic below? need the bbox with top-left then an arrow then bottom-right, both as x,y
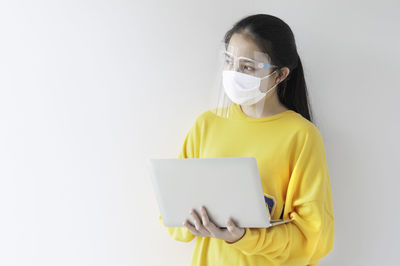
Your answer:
225,124 -> 335,265
157,120 -> 200,243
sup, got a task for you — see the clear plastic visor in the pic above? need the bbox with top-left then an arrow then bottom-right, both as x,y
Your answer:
219,42 -> 278,78
209,42 -> 280,119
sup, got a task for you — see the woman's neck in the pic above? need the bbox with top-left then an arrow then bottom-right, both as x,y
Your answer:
240,93 -> 289,118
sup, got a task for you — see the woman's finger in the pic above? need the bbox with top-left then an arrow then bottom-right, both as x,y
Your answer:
200,206 -> 211,226
190,208 -> 211,236
183,220 -> 200,235
225,219 -> 245,243
190,209 -> 203,231
226,219 -> 241,235
200,206 -> 222,237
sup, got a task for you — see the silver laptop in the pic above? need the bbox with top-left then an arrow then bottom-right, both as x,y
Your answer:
147,157 -> 293,228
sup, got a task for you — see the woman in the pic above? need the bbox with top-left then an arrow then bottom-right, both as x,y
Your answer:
158,14 -> 334,266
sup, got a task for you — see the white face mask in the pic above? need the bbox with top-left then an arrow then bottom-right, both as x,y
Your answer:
222,70 -> 278,106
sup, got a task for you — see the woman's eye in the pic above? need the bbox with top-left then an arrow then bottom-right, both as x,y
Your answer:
244,66 -> 255,71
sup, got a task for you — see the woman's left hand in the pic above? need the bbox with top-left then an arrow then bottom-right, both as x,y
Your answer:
183,205 -> 246,243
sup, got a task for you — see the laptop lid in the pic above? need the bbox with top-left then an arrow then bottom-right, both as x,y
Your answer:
147,157 -> 293,228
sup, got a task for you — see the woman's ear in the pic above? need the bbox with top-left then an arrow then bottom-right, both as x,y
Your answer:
276,67 -> 290,83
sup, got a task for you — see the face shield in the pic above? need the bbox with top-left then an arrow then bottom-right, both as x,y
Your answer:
210,42 -> 281,119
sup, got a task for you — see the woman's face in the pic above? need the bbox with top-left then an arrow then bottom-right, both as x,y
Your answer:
225,33 -> 279,93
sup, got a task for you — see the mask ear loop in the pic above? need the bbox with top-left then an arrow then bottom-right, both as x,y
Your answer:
259,70 -> 280,94
253,70 -> 279,117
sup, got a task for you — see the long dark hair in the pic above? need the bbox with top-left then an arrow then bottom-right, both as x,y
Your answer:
224,14 -> 313,122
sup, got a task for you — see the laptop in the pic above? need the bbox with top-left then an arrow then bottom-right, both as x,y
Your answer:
147,157 -> 293,228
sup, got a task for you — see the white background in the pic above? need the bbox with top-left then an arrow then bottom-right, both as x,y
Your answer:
1,0 -> 399,265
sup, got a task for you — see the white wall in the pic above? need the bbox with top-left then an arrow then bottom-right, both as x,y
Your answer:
0,0 -> 399,265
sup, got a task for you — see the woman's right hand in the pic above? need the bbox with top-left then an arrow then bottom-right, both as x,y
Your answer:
182,206 -> 246,244
183,207 -> 212,237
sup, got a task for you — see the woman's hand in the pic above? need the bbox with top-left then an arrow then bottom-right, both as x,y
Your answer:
183,205 -> 246,243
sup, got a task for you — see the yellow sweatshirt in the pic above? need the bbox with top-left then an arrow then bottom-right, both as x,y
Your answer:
158,103 -> 334,266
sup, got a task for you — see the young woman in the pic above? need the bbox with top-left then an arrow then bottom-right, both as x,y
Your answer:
159,14 -> 334,266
